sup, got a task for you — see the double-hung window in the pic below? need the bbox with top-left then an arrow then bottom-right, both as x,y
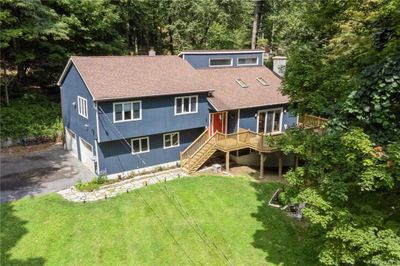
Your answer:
77,96 -> 88,118
131,137 -> 149,154
175,95 -> 198,115
113,101 -> 141,122
163,132 -> 179,149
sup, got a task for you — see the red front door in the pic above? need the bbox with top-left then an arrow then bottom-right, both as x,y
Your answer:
211,112 -> 225,134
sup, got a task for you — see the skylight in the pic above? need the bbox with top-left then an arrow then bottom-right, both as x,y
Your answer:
257,77 -> 269,86
235,79 -> 248,88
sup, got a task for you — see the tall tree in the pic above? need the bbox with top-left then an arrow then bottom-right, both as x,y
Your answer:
276,0 -> 400,264
251,0 -> 262,49
0,0 -> 69,84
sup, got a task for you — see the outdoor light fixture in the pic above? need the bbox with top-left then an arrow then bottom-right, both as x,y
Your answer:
254,113 -> 258,119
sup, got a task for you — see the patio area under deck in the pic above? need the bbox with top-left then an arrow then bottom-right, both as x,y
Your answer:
213,129 -> 282,179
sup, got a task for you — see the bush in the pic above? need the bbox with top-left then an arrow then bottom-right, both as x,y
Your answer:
75,174 -> 108,192
278,187 -> 299,205
0,93 -> 62,141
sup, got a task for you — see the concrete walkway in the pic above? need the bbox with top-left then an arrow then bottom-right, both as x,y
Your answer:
0,144 -> 93,202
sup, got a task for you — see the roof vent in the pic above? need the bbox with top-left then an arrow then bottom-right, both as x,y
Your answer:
148,47 -> 156,56
256,77 -> 269,86
235,79 -> 248,88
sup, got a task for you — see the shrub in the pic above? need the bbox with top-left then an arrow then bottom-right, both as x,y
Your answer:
75,174 -> 108,192
94,174 -> 108,184
0,93 -> 62,141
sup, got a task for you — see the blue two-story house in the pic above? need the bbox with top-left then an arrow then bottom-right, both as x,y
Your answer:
58,50 -> 297,178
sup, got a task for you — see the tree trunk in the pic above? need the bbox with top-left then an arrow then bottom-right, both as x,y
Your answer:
251,0 -> 262,49
126,21 -> 133,54
3,68 -> 9,106
167,17 -> 174,55
17,63 -> 25,82
134,34 -> 138,55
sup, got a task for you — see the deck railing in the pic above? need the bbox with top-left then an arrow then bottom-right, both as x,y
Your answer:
213,129 -> 281,152
299,114 -> 328,128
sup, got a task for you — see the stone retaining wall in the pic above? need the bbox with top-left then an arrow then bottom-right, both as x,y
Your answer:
58,168 -> 187,202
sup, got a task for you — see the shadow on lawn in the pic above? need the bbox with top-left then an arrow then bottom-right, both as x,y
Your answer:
1,202 -> 45,265
250,182 -> 321,265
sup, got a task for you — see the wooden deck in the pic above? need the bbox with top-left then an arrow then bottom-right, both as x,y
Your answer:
180,128 -> 280,173
214,130 -> 279,153
180,114 -> 327,174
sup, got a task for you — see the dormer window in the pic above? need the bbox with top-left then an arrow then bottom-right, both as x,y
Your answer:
257,77 -> 269,86
209,58 -> 233,67
235,79 -> 248,88
237,57 -> 258,66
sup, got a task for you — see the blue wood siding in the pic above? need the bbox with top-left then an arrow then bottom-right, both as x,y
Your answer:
97,93 -> 209,142
183,52 -> 263,68
97,128 -> 204,175
239,106 -> 297,132
60,64 -> 97,160
228,110 -> 238,133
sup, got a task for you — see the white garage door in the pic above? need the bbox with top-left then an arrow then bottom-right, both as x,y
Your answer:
65,128 -> 78,158
79,138 -> 95,173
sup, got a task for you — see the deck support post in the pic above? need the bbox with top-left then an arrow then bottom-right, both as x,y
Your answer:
260,153 -> 265,179
294,154 -> 299,169
225,151 -> 230,173
278,153 -> 283,179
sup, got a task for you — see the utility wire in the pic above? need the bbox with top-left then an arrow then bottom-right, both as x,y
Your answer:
97,106 -> 232,265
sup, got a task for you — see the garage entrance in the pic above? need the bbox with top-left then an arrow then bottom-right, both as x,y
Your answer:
65,128 -> 78,158
79,138 -> 95,173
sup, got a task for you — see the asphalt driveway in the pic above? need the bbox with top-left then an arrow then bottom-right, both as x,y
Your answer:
0,144 -> 94,202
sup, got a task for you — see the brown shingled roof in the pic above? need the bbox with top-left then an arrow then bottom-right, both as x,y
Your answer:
198,66 -> 288,111
61,56 -> 212,101
180,49 -> 264,54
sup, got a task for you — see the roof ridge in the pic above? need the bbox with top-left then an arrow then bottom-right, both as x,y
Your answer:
71,55 -> 178,59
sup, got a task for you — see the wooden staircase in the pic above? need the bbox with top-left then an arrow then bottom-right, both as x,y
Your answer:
180,129 -> 216,173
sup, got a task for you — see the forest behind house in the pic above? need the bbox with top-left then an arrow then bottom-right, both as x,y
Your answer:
1,1 -> 400,265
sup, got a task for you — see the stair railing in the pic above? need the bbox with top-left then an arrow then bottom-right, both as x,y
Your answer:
180,128 -> 210,166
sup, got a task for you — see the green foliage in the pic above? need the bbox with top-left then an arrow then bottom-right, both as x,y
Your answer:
0,93 -> 62,140
279,128 -> 400,265
275,1 -> 400,264
344,55 -> 400,142
1,0 -> 255,89
75,174 -> 108,192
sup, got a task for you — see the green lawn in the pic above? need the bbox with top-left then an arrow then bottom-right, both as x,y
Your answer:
1,175 -> 320,265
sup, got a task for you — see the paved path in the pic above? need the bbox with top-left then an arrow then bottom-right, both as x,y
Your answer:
1,144 -> 93,202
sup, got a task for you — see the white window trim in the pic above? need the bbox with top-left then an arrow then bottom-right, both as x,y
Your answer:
163,132 -> 180,149
237,57 -> 259,66
256,107 -> 283,135
174,95 -> 198,115
113,100 -> 142,123
131,137 -> 150,154
209,58 -> 233,68
77,96 -> 88,119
